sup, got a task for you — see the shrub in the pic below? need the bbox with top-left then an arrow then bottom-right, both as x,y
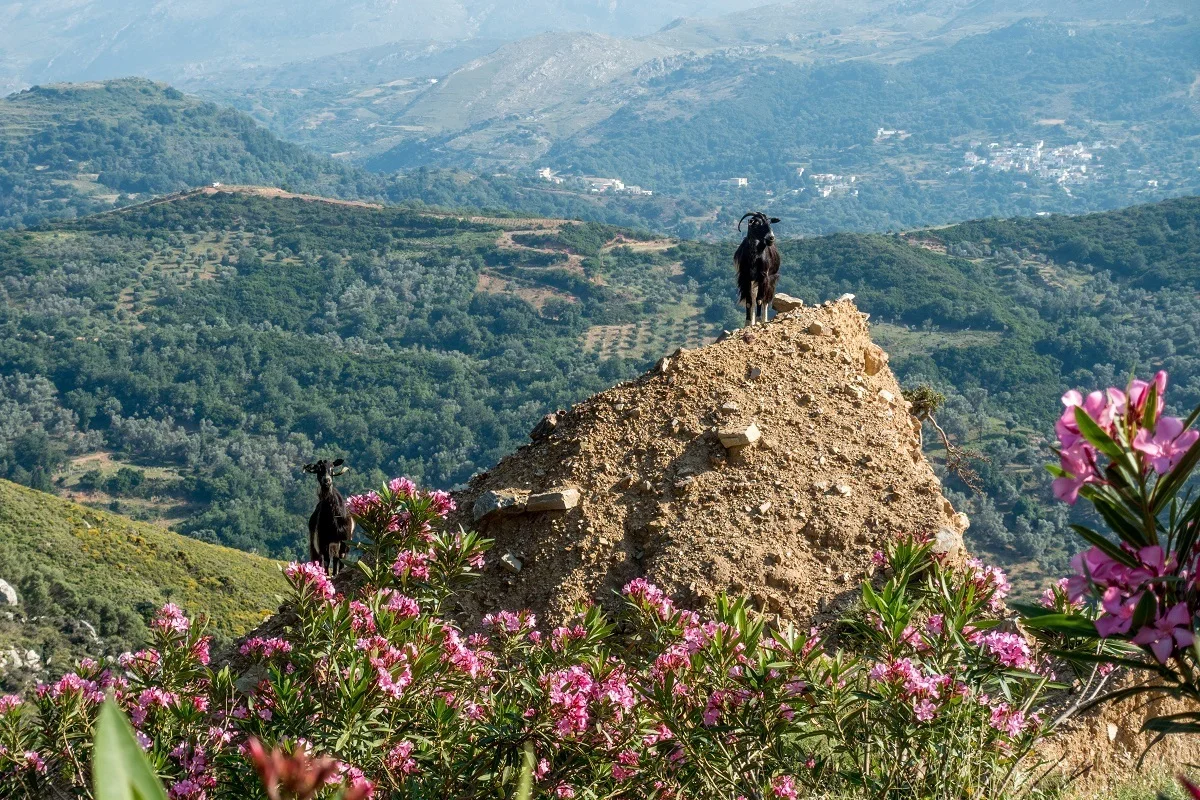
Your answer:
1021,371 -> 1200,739
0,480 -> 1053,798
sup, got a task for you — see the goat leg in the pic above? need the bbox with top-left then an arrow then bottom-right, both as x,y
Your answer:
746,283 -> 758,327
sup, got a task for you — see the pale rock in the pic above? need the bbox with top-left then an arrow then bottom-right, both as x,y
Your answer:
719,423 -> 762,449
878,389 -> 895,404
933,526 -> 966,562
500,552 -> 524,574
953,512 -> 971,532
720,401 -> 741,413
834,484 -> 853,497
838,293 -> 856,302
864,345 -> 889,376
473,490 -> 529,521
0,580 -> 16,606
526,487 -> 582,512
806,321 -> 827,336
771,293 -> 804,312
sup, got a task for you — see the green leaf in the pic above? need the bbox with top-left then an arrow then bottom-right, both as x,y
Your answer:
1070,525 -> 1138,567
1143,713 -> 1200,735
93,698 -> 169,800
1142,384 -> 1159,431
1130,591 -> 1159,633
1011,602 -> 1055,619
1075,406 -> 1124,461
1020,614 -> 1098,637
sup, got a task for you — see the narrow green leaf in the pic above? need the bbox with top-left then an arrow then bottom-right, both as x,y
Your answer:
1020,614 -> 1098,637
93,698 -> 169,800
1130,591 -> 1159,633
1143,713 -> 1200,734
1152,438 -> 1200,514
1142,385 -> 1159,431
1070,525 -> 1138,567
1075,406 -> 1124,461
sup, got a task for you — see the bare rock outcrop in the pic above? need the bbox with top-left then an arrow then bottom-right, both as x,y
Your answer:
450,298 -> 967,626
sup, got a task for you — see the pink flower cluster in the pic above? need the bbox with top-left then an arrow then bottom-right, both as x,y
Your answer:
284,561 -> 336,603
1064,544 -> 1197,662
963,558 -> 1011,610
978,631 -> 1034,671
380,589 -> 420,619
1053,372 -> 1198,503
427,490 -> 456,517
393,549 -> 432,582
347,491 -> 383,516
153,603 -> 192,634
623,578 -> 675,620
240,637 -> 294,660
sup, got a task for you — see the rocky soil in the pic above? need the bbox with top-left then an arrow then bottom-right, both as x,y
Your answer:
447,296 -> 969,627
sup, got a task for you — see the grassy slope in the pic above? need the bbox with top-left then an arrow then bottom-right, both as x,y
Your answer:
0,478 -> 286,639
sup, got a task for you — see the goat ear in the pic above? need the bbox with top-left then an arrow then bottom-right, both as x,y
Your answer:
770,218 -> 781,224
332,466 -> 349,476
332,458 -> 344,467
302,463 -> 316,473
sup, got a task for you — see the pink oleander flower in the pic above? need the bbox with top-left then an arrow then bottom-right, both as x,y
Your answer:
349,601 -> 376,634
385,741 -> 419,776
381,590 -> 420,619
21,750 -> 47,774
771,775 -> 798,800
388,477 -> 418,498
427,490 -> 456,517
980,631 -> 1034,671
623,578 -> 675,620
393,549 -> 431,581
1128,371 -> 1168,419
0,695 -> 23,714
152,602 -> 191,634
987,701 -> 1029,738
913,698 -> 937,722
553,784 -> 575,799
1133,416 -> 1199,475
347,491 -> 382,516
1096,588 -> 1142,638
1053,442 -> 1101,505
240,637 -> 294,660
925,614 -> 945,636
1132,603 -> 1195,663
284,561 -> 336,602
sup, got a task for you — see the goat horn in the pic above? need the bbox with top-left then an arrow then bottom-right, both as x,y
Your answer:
738,212 -> 755,232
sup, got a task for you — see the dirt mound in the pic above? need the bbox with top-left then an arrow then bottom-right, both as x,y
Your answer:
450,297 -> 968,627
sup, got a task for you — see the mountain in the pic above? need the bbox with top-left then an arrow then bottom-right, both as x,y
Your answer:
0,478 -> 285,690
0,78 -> 380,228
0,1 -> 763,94
199,9 -> 1198,237
1,182 -> 1197,587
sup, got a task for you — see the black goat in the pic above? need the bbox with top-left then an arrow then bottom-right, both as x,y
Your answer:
734,212 -> 781,326
304,458 -> 354,576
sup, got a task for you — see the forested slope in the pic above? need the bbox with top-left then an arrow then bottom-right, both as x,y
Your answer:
1,190 -> 1197,587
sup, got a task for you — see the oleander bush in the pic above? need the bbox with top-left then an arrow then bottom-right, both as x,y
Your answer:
1,480 -> 1054,799
1022,371 -> 1200,739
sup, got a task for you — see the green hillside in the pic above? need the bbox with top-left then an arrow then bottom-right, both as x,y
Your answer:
0,78 -> 381,228
0,478 -> 286,688
1,188 -> 1198,589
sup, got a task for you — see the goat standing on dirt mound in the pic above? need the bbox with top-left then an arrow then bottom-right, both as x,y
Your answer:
304,459 -> 354,576
734,211 -> 781,327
